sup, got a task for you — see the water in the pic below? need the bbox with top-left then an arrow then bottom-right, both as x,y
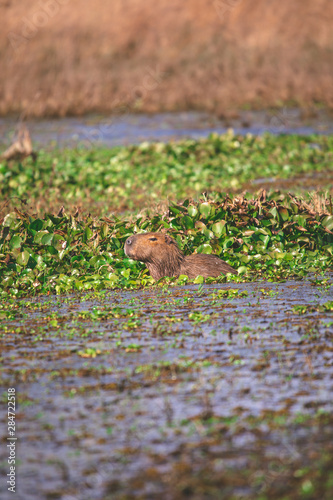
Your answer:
1,276 -> 332,499
1,109 -> 333,150
1,108 -> 332,498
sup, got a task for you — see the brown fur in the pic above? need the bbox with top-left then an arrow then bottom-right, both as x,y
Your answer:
124,232 -> 237,280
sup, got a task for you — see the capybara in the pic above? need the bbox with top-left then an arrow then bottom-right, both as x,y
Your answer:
125,232 -> 237,280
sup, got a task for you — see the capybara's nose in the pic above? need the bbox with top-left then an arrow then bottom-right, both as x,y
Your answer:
126,238 -> 132,246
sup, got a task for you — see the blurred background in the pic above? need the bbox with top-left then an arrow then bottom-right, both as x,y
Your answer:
1,0 -> 332,118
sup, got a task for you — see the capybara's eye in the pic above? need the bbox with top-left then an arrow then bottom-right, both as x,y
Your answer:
149,237 -> 157,241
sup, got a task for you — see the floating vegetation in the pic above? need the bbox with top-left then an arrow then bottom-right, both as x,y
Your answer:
1,132 -> 332,215
1,190 -> 332,297
1,133 -> 333,500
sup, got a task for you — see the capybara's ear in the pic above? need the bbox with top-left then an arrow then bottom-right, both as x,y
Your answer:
165,235 -> 173,245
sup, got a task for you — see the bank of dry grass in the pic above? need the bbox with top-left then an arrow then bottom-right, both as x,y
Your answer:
1,0 -> 333,117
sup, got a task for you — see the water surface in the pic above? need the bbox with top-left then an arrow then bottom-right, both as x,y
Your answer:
1,276 -> 332,499
1,109 -> 333,150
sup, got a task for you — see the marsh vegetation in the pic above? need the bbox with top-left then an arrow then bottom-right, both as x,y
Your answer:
1,131 -> 333,499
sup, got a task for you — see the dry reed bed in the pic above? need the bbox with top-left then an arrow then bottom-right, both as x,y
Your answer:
1,0 -> 333,117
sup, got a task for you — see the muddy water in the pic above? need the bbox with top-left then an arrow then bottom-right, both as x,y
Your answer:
1,109 -> 333,149
0,277 -> 332,499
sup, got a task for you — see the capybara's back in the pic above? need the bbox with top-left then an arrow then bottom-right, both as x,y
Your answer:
180,253 -> 237,278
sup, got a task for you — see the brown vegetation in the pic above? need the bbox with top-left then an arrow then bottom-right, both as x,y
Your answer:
1,0 -> 333,117
125,232 -> 237,279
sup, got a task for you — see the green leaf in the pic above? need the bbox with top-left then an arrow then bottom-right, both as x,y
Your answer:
187,206 -> 198,217
195,221 -> 207,231
259,234 -> 270,247
199,202 -> 212,218
269,207 -> 279,219
9,235 -> 22,249
212,221 -> 227,237
257,228 -> 270,236
193,275 -> 204,284
169,205 -> 180,215
290,202 -> 299,214
197,243 -> 212,254
36,256 -> 45,269
29,219 -> 44,231
101,223 -> 109,238
293,215 -> 307,228
223,238 -> 234,249
182,216 -> 194,229
121,269 -> 130,278
177,274 -> 189,284
17,250 -> 30,266
27,256 -> 37,270
278,207 -> 289,221
2,277 -> 13,288
85,227 -> 93,240
3,213 -> 17,228
322,216 -> 333,231
107,273 -> 119,283
203,228 -> 214,239
323,244 -> 333,255
34,230 -> 49,244
41,233 -> 54,245
47,245 -> 58,255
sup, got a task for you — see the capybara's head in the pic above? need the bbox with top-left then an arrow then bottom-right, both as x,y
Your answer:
125,233 -> 180,263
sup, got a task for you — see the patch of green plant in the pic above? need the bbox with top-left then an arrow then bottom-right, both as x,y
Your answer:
134,358 -> 215,378
292,301 -> 333,315
77,347 -> 102,358
1,132 -> 333,215
1,191 -> 332,297
211,288 -> 249,299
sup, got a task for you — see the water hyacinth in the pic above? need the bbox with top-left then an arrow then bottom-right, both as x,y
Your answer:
0,132 -> 332,216
0,192 -> 332,297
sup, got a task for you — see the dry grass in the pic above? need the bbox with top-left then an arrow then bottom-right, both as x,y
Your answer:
1,0 -> 333,117
292,192 -> 333,216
